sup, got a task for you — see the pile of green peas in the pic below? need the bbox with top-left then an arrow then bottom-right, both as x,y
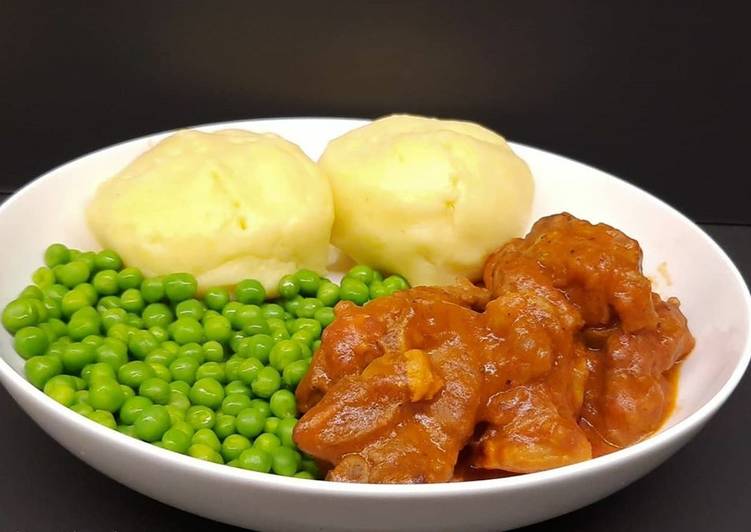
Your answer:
2,244 -> 408,479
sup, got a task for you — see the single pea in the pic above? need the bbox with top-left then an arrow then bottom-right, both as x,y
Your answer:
45,283 -> 69,301
100,307 -> 126,331
292,318 -> 322,336
77,252 -> 96,273
202,286 -> 229,311
14,326 -> 49,359
294,269 -> 320,296
139,377 -> 171,405
170,420 -> 195,439
25,355 -> 63,389
249,399 -> 272,418
283,295 -> 304,317
282,359 -> 309,389
313,306 -> 335,327
196,361 -> 226,383
61,342 -> 96,373
95,338 -> 128,370
224,354 -> 244,381
271,446 -> 301,476
204,316 -> 232,343
88,410 -> 118,430
276,417 -> 298,448
229,331 -> 246,353
253,433 -> 281,454
140,277 -> 165,304
147,361 -> 171,382
235,279 -> 265,305
68,306 -> 101,340
233,304 -> 261,330
213,414 -> 237,440
92,270 -> 119,296
221,393 -> 253,416
107,323 -> 133,343
185,405 -> 215,430
61,289 -> 89,318
296,298 -> 323,319
270,328 -> 290,344
161,426 -> 192,454
117,424 -> 137,438
44,243 -> 71,268
242,317 -> 270,337
165,404 -> 185,426
269,389 -> 297,419
120,384 -> 135,399
56,260 -> 91,288
134,405 -> 171,442
269,340 -> 302,372
299,342 -> 312,360
202,309 -> 221,323
164,273 -> 197,303
168,389 -> 191,411
176,298 -> 205,321
291,329 -> 316,348
81,362 -> 116,384
238,447 -> 272,473
235,407 -> 267,438
145,347 -> 175,367
339,278 -> 369,305
251,366 -> 281,398
316,281 -> 340,307
187,443 -> 223,464
189,377 -> 225,409
119,288 -> 143,314
294,471 -> 315,480
178,342 -> 205,363
191,427 -> 222,452
202,340 -> 224,363
242,334 -> 272,364
142,303 -> 173,329
346,264 -> 375,285
369,281 -> 389,299
169,317 -> 204,345
383,274 -> 410,292
162,341 -> 179,355
221,434 -> 251,462
93,249 -> 122,271
262,303 -> 285,320
169,380 -> 190,396
2,298 -> 39,333
267,316 -> 289,332
43,375 -> 77,406
237,357 -> 264,386
169,356 -> 199,385
221,301 -> 244,328
149,325 -> 169,343
97,295 -> 122,313
45,340 -> 67,361
70,402 -> 95,417
89,378 -> 126,412
117,360 -> 155,388
264,416 -> 280,434
278,275 -> 300,299
42,297 -> 62,320
32,266 -> 56,289
47,318 -> 68,338
126,330 -> 157,360
225,380 -> 251,396
117,267 -> 144,291
126,312 -> 145,329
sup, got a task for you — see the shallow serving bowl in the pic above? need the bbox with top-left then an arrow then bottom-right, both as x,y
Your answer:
0,118 -> 749,531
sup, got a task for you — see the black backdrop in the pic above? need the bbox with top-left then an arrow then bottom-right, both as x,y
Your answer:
2,1 -> 748,223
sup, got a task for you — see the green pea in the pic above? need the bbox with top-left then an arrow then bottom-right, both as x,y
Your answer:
221,301 -> 244,328
269,340 -> 302,371
128,330 -> 159,360
235,279 -> 265,305
369,282 -> 389,299
169,317 -> 204,345
237,357 -> 264,386
70,402 -> 94,417
119,289 -> 143,314
189,377 -> 225,409
32,266 -> 56,289
88,410 -> 117,429
149,325 -> 169,343
107,323 -> 133,343
187,443 -> 223,464
253,433 -> 281,454
2,298 -> 39,333
270,328 -> 289,343
262,303 -> 285,320
81,362 -> 116,384
196,362 -> 226,383
117,424 -> 137,438
278,275 -> 299,299
169,356 -> 199,384
134,405 -> 171,442
68,306 -> 101,340
213,414 -> 237,440
282,359 -> 309,389
225,380 -> 251,396
249,398 -> 272,418
296,298 -> 323,319
346,265 -> 375,285
47,318 -> 68,339
72,376 -> 87,390
147,361 -> 171,382
383,274 -> 410,293
271,446 -> 300,476
232,304 -> 260,330
276,417 -> 298,448
25,355 -> 63,389
144,347 -> 175,367
43,375 -> 77,406
291,329 -> 316,348
221,434 -> 251,462
241,334 -> 272,364
294,471 -> 315,480
313,306 -> 335,327
60,289 -> 89,318
170,380 -> 191,396
283,295 -> 304,317
45,283 -> 69,301
179,342 -> 205,363
202,340 -> 224,363
242,317 -> 270,337
269,389 -> 297,419
97,295 -> 122,313
238,447 -> 272,473
189,427 -> 221,452
264,416 -> 280,434
316,281 -> 340,307
299,342 -> 312,360
89,378 -> 126,412
92,249 -> 122,271
139,278 -> 164,305
117,360 -> 155,388
235,407 -> 267,439
204,316 -> 232,343
292,318 -> 321,336
77,252 -> 97,273
40,297 -> 62,321
139,377 -> 171,405
99,307 -> 125,331
162,341 -> 179,355
37,323 -> 58,345
176,298 -> 205,321
168,389 -> 191,412
161,426 -> 192,453
224,355 -> 243,381
229,331 -> 246,353
44,243 -> 71,268
142,303 -> 173,329
60,342 -> 96,373
117,267 -> 144,291
203,287 -> 230,311
119,396 -> 154,424
164,273 -> 197,303
340,278 -> 369,305
56,260 -> 90,288
186,405 -> 215,430
14,326 -> 49,359
94,338 -> 127,370
126,311 -> 145,329
92,270 -> 119,296
120,384 -> 135,399
221,393 -> 253,416
251,366 -> 281,398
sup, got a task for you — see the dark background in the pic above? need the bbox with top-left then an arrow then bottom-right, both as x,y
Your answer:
1,1 -> 749,531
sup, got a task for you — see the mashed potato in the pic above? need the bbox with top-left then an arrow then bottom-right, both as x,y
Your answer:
87,129 -> 333,294
319,114 -> 534,286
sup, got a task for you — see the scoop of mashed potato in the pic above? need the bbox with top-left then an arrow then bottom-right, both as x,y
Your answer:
319,114 -> 534,286
88,129 -> 333,294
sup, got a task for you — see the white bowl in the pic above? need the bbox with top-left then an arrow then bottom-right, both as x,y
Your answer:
0,118 -> 749,532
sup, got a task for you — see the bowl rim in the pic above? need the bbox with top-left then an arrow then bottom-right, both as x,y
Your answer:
0,116 -> 749,498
